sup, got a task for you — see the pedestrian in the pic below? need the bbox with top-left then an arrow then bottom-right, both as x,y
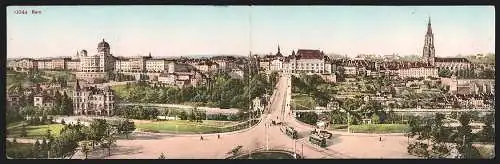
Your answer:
201,136 -> 204,141
379,136 -> 382,142
218,134 -> 220,139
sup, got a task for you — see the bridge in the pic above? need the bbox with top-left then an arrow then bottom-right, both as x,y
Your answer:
291,108 -> 494,114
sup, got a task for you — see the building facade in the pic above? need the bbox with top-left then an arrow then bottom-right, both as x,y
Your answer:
421,17 -> 471,72
288,49 -> 327,74
73,80 -> 115,115
397,67 -> 438,78
146,58 -> 168,73
76,39 -> 116,83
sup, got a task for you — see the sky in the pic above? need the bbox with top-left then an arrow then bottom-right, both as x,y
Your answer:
7,6 -> 495,58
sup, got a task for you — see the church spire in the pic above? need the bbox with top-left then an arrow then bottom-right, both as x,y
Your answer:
423,17 -> 435,66
275,44 -> 282,57
426,17 -> 432,35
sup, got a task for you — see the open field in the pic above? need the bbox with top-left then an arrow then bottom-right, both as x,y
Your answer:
135,120 -> 240,134
7,123 -> 64,139
291,94 -> 317,110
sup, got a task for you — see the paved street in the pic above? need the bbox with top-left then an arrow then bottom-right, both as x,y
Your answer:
69,74 -> 414,159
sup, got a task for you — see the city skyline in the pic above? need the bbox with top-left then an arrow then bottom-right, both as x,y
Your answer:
7,6 -> 495,58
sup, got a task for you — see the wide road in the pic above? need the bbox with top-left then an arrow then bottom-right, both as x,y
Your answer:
281,73 -> 415,158
73,74 -> 339,159
72,74 -> 413,159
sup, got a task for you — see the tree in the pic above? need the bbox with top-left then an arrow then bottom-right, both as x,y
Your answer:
50,126 -> 82,159
41,114 -> 48,124
454,113 -> 480,159
371,113 -> 380,124
406,116 -> 432,158
63,93 -> 74,115
479,113 -> 495,143
297,112 -> 318,126
47,116 -> 54,124
45,129 -> 53,141
117,119 -> 135,139
33,139 -> 41,157
87,119 -> 108,149
20,124 -> 28,137
100,129 -> 117,157
438,68 -> 452,78
188,109 -> 196,121
429,113 -> 452,158
178,110 -> 188,120
158,152 -> 167,159
41,138 -> 49,155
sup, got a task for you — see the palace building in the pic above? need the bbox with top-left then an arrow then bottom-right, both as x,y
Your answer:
76,39 -> 117,83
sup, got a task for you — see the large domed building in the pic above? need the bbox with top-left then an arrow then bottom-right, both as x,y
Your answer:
76,39 -> 116,83
97,39 -> 110,54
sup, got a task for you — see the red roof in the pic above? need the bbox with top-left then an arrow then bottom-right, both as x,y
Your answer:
296,49 -> 324,59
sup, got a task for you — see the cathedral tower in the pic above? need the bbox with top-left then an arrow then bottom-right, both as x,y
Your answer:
422,17 -> 435,66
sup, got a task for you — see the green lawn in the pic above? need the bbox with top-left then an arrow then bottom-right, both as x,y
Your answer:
43,71 -> 76,82
111,84 -> 130,99
135,120 -> 240,134
7,121 -> 27,129
349,124 -> 409,134
291,94 -> 317,110
6,142 -> 33,159
7,123 -> 64,139
329,124 -> 348,130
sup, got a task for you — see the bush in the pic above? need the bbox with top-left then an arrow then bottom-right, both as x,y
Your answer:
297,112 -> 318,126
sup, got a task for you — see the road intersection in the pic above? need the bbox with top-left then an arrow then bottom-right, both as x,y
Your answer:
69,74 -> 414,159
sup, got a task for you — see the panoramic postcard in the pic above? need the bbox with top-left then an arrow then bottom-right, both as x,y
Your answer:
6,6 -> 495,159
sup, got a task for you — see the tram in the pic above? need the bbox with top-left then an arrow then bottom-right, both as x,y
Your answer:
309,134 -> 327,147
